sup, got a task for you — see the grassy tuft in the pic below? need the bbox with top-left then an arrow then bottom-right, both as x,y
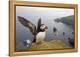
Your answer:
27,40 -> 70,51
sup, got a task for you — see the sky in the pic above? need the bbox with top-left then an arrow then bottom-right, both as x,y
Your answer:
16,6 -> 74,20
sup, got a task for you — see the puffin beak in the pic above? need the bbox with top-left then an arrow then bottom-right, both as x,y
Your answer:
45,26 -> 48,31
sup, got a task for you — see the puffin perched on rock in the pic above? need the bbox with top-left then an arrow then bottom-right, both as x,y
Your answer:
18,16 -> 48,44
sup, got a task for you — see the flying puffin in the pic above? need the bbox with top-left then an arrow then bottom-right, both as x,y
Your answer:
18,16 -> 48,44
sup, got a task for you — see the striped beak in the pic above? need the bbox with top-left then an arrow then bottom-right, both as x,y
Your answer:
45,26 -> 48,31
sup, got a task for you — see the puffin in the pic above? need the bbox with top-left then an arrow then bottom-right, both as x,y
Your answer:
18,16 -> 48,44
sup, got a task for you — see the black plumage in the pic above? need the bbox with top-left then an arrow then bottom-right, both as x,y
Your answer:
18,16 -> 42,42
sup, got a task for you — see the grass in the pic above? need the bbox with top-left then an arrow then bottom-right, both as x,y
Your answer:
16,40 -> 71,52
60,15 -> 74,25
27,40 -> 70,51
54,15 -> 74,26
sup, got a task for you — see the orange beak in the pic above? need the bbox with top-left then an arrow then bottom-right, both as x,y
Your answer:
45,26 -> 48,31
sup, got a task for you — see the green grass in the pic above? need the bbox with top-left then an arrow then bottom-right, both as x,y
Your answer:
17,40 -> 71,52
54,15 -> 74,26
60,15 -> 74,25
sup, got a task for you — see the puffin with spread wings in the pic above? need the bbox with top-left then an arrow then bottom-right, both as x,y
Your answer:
18,16 -> 48,44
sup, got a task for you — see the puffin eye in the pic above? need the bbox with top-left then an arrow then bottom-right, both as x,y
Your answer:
40,25 -> 46,30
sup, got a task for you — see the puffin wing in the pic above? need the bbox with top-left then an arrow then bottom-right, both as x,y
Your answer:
18,16 -> 36,35
37,18 -> 41,33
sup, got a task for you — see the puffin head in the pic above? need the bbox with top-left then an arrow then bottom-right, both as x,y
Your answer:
40,24 -> 48,32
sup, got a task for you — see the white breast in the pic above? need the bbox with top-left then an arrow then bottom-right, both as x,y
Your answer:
36,32 -> 46,43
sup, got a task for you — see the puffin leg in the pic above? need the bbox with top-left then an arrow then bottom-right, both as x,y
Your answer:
32,35 -> 36,43
32,38 -> 36,42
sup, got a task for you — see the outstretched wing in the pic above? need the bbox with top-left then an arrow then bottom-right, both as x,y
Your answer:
18,16 -> 36,35
37,18 -> 41,33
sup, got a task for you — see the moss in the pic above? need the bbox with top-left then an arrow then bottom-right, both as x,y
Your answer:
27,40 -> 70,51
17,40 -> 71,52
54,15 -> 74,26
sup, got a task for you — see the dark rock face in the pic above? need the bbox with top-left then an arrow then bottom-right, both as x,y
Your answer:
54,15 -> 74,27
